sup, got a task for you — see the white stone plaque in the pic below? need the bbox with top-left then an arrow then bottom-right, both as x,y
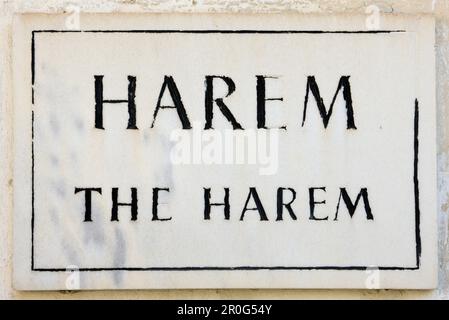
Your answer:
13,14 -> 437,290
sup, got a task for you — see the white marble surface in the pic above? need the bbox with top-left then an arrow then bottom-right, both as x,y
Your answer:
12,13 -> 437,290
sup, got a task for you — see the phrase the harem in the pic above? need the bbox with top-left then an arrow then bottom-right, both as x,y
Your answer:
74,186 -> 373,222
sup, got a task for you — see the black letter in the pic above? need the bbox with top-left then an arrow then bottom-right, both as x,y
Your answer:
74,187 -> 102,222
152,188 -> 172,221
309,187 -> 328,220
205,76 -> 243,130
302,76 -> 356,129
256,76 -> 285,129
276,187 -> 297,221
151,76 -> 192,129
334,188 -> 373,220
204,188 -> 230,220
240,187 -> 268,221
94,75 -> 137,129
111,188 -> 138,221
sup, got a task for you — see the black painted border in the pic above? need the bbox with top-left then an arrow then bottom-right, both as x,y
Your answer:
30,29 -> 420,272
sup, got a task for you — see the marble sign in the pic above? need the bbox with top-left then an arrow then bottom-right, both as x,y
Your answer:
13,14 -> 437,290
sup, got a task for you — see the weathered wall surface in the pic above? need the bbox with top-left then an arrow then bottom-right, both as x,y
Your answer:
0,0 -> 448,299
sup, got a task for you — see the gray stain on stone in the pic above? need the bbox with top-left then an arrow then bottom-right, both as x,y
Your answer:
113,228 -> 126,285
49,114 -> 60,135
62,238 -> 80,267
50,154 -> 59,166
74,117 -> 85,132
52,179 -> 66,198
50,208 -> 59,225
